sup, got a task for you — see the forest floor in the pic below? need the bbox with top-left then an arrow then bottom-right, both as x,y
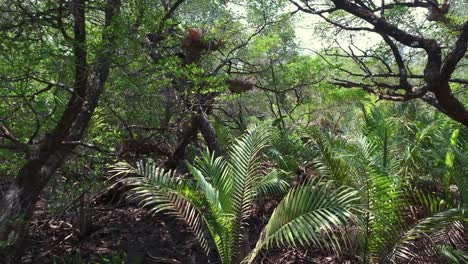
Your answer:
22,196 -> 351,264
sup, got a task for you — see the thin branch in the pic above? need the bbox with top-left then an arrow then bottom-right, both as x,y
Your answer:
61,140 -> 117,156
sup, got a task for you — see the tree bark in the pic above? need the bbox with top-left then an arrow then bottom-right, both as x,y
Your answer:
151,28 -> 224,168
164,107 -> 224,170
0,0 -> 121,261
197,109 -> 224,156
164,115 -> 200,169
294,0 -> 468,127
331,0 -> 468,127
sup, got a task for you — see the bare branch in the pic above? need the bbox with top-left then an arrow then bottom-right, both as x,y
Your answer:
61,140 -> 117,156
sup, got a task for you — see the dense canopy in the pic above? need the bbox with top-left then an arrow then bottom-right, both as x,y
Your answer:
0,0 -> 467,263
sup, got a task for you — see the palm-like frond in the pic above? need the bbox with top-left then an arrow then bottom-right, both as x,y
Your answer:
245,179 -> 360,263
229,125 -> 271,215
366,182 -> 467,264
227,125 -> 271,259
310,123 -> 465,263
109,160 -> 212,254
399,122 -> 444,178
254,169 -> 290,198
111,126 -> 275,264
186,151 -> 234,263
317,103 -> 468,263
188,149 -> 231,212
438,245 -> 468,264
310,133 -> 356,186
366,167 -> 404,261
387,208 -> 467,263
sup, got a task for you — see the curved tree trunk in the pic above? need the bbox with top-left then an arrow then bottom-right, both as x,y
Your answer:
152,28 -> 225,169
197,108 -> 224,156
0,0 -> 121,261
164,109 -> 224,170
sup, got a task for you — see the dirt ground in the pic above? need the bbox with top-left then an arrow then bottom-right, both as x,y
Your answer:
21,197 -> 351,264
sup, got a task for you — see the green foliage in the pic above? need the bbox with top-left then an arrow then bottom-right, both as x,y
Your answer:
308,102 -> 468,263
267,129 -> 312,172
1,1 -> 467,262
246,178 -> 359,263
111,159 -> 211,254
111,126 -> 360,264
450,134 -> 468,206
309,132 -> 354,186
254,169 -> 290,198
438,245 -> 468,264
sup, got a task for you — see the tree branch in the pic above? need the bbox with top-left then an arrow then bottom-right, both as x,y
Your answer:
441,21 -> 468,83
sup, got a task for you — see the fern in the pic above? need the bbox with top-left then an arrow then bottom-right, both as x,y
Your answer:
109,160 -> 212,254
111,126 -> 360,264
246,178 -> 360,263
438,245 -> 468,264
254,169 -> 290,198
309,120 -> 468,263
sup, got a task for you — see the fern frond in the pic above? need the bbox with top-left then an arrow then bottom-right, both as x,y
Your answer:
189,149 -> 232,212
246,179 -> 360,263
110,160 -> 212,255
255,169 -> 290,198
438,245 -> 468,264
228,124 -> 271,261
387,208 -> 468,263
311,134 -> 354,186
452,137 -> 468,205
366,168 -> 405,261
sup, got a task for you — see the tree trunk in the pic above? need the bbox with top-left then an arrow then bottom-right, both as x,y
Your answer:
164,108 -> 224,170
156,29 -> 225,168
164,115 -> 200,169
0,0 -> 121,261
0,150 -> 69,261
197,110 -> 224,156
